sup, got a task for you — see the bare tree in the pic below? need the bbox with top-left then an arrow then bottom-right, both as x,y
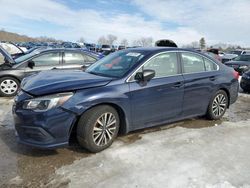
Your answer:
133,37 -> 153,47
191,41 -> 199,48
107,34 -> 117,45
97,36 -> 108,45
120,39 -> 128,47
77,37 -> 85,43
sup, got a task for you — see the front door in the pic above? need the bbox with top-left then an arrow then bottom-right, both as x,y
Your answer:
128,52 -> 184,129
24,52 -> 62,76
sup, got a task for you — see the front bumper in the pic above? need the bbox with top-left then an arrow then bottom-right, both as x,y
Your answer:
13,105 -> 77,149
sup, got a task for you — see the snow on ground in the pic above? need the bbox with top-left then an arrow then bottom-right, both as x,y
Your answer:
52,119 -> 250,188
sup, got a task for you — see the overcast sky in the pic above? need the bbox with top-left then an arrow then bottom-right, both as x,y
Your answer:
0,0 -> 249,46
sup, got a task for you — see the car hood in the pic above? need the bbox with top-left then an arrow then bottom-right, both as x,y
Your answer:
225,61 -> 250,66
21,70 -> 113,96
0,45 -> 16,64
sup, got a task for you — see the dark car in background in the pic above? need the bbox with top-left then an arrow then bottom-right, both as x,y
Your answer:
0,46 -> 99,96
117,45 -> 125,50
13,47 -> 239,152
61,42 -> 81,48
225,54 -> 250,75
84,43 -> 96,51
240,71 -> 250,92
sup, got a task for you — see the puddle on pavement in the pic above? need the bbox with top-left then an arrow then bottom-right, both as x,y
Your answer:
0,128 -> 93,187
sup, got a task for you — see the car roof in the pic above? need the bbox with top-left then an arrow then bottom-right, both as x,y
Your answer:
122,47 -> 201,54
122,47 -> 218,62
34,48 -> 99,56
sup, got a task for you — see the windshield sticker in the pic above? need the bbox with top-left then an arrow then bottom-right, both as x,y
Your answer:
126,52 -> 141,57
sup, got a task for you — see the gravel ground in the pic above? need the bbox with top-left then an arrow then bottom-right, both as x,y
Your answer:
0,92 -> 249,188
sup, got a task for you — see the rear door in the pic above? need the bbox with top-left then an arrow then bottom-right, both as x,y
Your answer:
128,52 -> 184,129
180,52 -> 220,116
62,51 -> 97,70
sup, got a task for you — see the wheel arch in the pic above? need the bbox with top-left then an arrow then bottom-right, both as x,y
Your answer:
0,75 -> 21,83
218,87 -> 230,108
69,102 -> 129,143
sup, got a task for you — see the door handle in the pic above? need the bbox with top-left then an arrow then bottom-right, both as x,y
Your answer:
172,82 -> 183,88
209,76 -> 216,81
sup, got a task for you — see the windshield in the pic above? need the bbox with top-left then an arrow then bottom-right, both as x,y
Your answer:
234,55 -> 250,61
15,50 -> 40,63
86,51 -> 145,78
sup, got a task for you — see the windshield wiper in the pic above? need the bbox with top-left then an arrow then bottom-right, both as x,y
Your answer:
88,71 -> 118,78
88,71 -> 109,77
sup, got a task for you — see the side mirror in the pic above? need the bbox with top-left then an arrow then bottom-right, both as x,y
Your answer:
135,69 -> 155,82
28,61 -> 35,69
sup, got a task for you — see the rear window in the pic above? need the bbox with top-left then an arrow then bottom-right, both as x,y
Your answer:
102,45 -> 110,48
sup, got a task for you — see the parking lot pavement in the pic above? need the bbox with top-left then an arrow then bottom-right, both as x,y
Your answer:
0,93 -> 249,188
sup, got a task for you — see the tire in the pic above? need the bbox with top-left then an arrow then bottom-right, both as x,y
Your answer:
242,89 -> 250,93
240,85 -> 250,93
77,105 -> 120,153
0,77 -> 20,97
206,90 -> 228,120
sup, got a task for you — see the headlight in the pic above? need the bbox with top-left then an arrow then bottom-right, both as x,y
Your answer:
22,92 -> 73,111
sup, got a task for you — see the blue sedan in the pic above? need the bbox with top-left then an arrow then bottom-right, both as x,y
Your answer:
13,48 -> 239,152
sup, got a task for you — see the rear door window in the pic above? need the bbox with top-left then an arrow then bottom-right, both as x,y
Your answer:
64,52 -> 96,65
181,52 -> 205,73
204,58 -> 218,71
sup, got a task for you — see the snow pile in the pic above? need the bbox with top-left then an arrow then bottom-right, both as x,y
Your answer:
54,120 -> 250,188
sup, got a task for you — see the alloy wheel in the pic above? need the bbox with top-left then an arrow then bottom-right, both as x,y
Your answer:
92,112 -> 117,146
212,93 -> 227,117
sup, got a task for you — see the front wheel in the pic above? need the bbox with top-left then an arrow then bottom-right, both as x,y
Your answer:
77,105 -> 120,153
206,90 -> 228,120
0,77 -> 20,97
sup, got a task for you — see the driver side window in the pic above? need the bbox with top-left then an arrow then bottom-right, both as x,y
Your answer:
32,52 -> 60,67
130,52 -> 178,81
143,52 -> 178,78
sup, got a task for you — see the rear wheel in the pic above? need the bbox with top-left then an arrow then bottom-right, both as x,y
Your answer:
0,77 -> 20,97
206,90 -> 228,120
77,105 -> 120,153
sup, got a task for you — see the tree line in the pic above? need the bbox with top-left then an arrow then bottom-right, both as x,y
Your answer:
79,34 -> 153,47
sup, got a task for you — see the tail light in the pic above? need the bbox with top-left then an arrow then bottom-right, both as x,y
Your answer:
233,70 -> 239,80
